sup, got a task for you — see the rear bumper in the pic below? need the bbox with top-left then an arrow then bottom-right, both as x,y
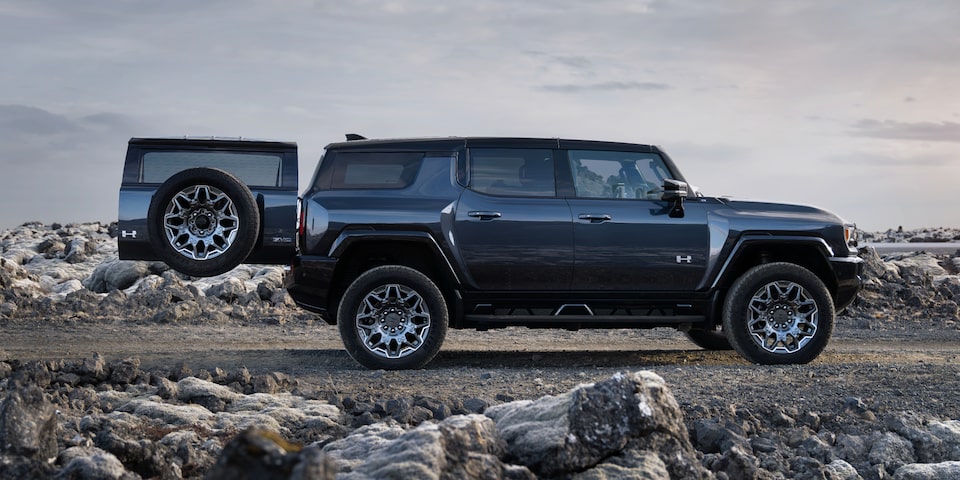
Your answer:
829,255 -> 864,312
284,255 -> 337,319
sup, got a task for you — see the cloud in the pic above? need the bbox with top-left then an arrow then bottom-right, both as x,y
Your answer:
536,81 -> 670,93
81,112 -> 145,132
524,50 -> 594,73
0,104 -> 152,229
831,151 -> 951,168
0,104 -> 145,158
851,119 -> 960,142
0,104 -> 78,135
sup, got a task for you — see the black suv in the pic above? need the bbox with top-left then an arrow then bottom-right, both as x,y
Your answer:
119,136 -> 863,369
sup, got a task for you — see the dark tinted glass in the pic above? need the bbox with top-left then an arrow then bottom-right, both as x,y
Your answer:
568,150 -> 671,200
142,151 -> 282,187
469,148 -> 555,197
330,152 -> 424,189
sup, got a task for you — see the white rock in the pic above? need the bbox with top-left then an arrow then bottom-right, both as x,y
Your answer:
824,459 -> 860,480
58,446 -> 129,480
894,461 -> 960,480
120,398 -> 215,425
177,377 -> 242,404
51,279 -> 84,299
930,420 -> 960,460
212,411 -> 282,432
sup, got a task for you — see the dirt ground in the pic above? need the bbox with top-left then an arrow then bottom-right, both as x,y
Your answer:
3,316 -> 959,421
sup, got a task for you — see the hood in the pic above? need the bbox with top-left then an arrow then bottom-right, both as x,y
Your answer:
717,198 -> 847,224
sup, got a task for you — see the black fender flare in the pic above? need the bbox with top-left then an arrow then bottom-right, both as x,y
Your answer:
328,230 -> 463,287
708,235 -> 836,291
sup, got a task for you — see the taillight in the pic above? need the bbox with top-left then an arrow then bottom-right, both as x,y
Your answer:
298,198 -> 306,241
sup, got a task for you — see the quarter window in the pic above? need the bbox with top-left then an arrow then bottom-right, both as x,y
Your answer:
329,152 -> 424,189
469,148 -> 555,197
568,150 -> 672,200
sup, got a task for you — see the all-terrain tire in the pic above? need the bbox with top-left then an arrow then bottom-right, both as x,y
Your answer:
338,266 -> 448,370
148,168 -> 260,277
722,262 -> 835,364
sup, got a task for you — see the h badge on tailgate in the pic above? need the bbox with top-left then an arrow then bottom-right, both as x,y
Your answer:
676,255 -> 692,264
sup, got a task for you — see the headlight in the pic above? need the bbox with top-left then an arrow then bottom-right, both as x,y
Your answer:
843,223 -> 858,248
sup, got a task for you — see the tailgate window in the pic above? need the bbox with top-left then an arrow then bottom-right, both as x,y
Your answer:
142,151 -> 282,187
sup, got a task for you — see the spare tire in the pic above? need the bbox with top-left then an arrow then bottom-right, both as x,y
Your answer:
148,168 -> 260,277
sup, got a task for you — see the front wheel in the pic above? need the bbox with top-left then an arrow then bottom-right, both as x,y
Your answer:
722,263 -> 835,365
337,266 -> 448,370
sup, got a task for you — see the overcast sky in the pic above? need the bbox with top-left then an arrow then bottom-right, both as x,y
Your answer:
1,0 -> 958,232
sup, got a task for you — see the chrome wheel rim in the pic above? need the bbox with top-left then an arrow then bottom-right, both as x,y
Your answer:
162,184 -> 239,261
746,280 -> 818,354
355,283 -> 431,359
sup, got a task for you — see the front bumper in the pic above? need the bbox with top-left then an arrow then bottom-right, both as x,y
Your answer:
829,255 -> 864,312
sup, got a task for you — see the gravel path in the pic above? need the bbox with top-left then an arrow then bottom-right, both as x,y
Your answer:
4,317 -> 959,421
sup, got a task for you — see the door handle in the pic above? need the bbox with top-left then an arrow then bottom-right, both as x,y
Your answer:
578,213 -> 612,223
468,211 -> 502,220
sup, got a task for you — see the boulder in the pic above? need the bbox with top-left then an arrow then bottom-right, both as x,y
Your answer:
64,237 -> 93,264
869,431 -> 915,473
151,301 -> 202,323
929,420 -> 960,460
323,414 -> 533,480
206,427 -> 334,480
37,237 -> 66,257
894,461 -> 960,480
824,459 -> 860,480
56,446 -> 133,480
886,411 -> 947,463
890,253 -> 948,286
83,259 -> 150,293
0,385 -> 59,461
206,277 -> 248,302
157,430 -> 220,477
484,370 -> 709,479
107,358 -> 142,385
177,376 -> 242,409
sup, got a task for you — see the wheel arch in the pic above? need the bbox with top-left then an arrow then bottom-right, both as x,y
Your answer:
706,236 -> 838,325
325,231 -> 462,324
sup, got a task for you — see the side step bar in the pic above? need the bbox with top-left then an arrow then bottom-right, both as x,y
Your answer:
463,314 -> 705,325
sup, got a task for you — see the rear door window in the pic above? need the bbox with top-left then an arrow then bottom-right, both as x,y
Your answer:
469,148 -> 556,197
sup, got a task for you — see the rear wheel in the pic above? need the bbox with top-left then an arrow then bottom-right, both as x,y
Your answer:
338,266 -> 448,370
722,262 -> 834,364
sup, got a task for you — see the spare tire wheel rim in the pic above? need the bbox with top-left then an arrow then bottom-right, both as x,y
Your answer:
162,184 -> 240,261
747,280 -> 818,354
356,283 -> 431,359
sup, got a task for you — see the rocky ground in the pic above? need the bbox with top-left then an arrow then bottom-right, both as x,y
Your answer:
1,222 -> 960,479
861,227 -> 960,244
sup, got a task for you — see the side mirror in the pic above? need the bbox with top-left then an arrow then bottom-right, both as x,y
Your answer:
661,179 -> 687,218
661,179 -> 688,201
